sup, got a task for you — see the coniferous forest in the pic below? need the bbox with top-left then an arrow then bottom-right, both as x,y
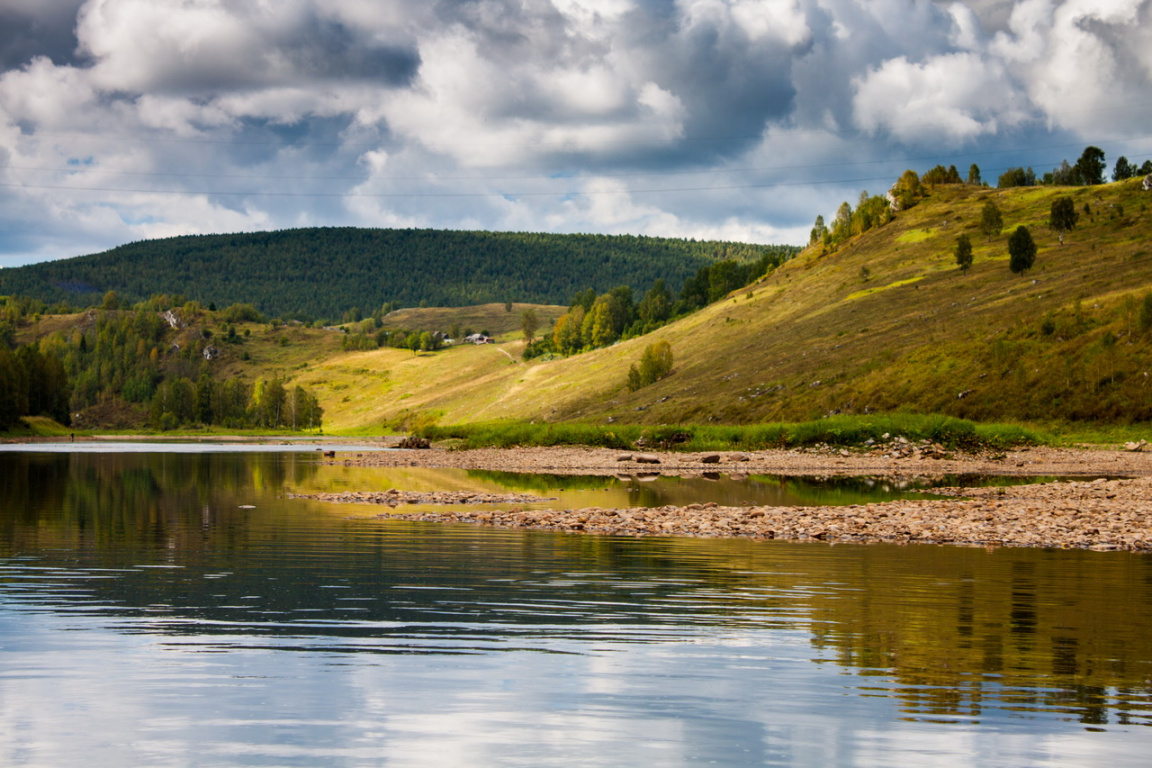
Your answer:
0,229 -> 798,323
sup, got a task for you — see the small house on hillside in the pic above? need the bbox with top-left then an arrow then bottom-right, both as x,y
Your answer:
464,333 -> 493,344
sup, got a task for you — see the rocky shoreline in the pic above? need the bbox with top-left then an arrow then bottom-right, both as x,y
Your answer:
329,442 -> 1152,478
311,445 -> 1152,552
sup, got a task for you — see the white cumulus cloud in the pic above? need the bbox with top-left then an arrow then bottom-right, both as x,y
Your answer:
0,0 -> 1150,266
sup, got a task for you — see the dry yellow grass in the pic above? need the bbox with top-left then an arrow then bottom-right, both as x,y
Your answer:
292,179 -> 1152,431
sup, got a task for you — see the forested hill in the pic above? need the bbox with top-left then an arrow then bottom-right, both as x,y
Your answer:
0,228 -> 797,320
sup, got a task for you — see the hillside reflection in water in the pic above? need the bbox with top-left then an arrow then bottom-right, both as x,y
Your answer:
298,463 -> 1032,511
1,450 -> 1150,767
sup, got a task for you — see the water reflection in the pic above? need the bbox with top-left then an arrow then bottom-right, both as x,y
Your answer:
465,468 -> 957,508
1,451 -> 1151,767
298,464 -> 1049,513
0,451 -> 319,556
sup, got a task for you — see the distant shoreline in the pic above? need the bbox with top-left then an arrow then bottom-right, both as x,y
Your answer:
0,434 -> 391,445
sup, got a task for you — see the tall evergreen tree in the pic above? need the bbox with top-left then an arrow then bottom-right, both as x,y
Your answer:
1075,146 -> 1106,185
1113,156 -> 1135,181
954,235 -> 973,273
1049,196 -> 1079,243
1008,226 -> 1037,274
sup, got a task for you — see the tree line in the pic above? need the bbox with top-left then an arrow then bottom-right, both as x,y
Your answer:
0,228 -> 797,324
812,148 -> 1149,253
524,250 -> 790,359
149,374 -> 322,431
0,343 -> 69,429
997,146 -> 1151,189
0,295 -> 322,432
293,245 -> 793,360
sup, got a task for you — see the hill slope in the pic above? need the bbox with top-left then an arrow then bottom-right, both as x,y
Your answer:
8,180 -> 1152,433
286,179 -> 1152,430
0,228 -> 794,321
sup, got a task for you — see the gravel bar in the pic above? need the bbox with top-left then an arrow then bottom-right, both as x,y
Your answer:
311,445 -> 1152,551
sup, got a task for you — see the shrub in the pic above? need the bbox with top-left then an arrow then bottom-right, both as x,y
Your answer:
219,303 -> 264,323
638,341 -> 673,386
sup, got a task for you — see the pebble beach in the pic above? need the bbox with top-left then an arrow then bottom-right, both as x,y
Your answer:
303,444 -> 1152,552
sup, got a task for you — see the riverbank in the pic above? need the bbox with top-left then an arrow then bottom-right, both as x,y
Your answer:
330,443 -> 1152,478
316,444 -> 1152,552
349,476 -> 1152,551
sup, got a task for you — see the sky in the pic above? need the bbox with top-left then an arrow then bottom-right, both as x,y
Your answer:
1,0 -> 1151,268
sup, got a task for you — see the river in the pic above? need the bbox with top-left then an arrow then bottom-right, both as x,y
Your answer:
1,447 -> 1149,766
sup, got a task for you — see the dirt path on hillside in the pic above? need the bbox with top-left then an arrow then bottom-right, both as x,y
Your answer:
315,444 -> 1152,552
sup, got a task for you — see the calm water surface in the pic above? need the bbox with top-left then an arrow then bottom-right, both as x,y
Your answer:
1,448 -> 1151,766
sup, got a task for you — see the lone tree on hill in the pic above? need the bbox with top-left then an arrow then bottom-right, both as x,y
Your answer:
1008,226 -> 1037,274
627,341 -> 674,391
1075,146 -> 1106,186
967,163 -> 981,185
980,199 -> 1003,241
520,308 -> 539,345
1049,196 -> 1079,243
954,234 -> 973,272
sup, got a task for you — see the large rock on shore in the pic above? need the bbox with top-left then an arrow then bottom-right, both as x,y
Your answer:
397,436 -> 431,449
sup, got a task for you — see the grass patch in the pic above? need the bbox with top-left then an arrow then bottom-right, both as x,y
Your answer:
845,277 -> 923,301
417,414 -> 1043,452
1035,422 -> 1152,447
896,229 -> 935,244
0,416 -> 76,437
420,421 -> 635,450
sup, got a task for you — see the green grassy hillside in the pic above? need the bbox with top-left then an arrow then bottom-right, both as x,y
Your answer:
8,179 -> 1152,435
293,179 -> 1152,431
0,228 -> 794,321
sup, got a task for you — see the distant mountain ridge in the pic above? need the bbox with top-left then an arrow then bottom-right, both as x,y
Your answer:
0,228 -> 797,321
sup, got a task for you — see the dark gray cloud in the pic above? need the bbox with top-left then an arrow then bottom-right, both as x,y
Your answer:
638,7 -> 803,160
284,16 -> 420,85
0,1 -> 86,69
